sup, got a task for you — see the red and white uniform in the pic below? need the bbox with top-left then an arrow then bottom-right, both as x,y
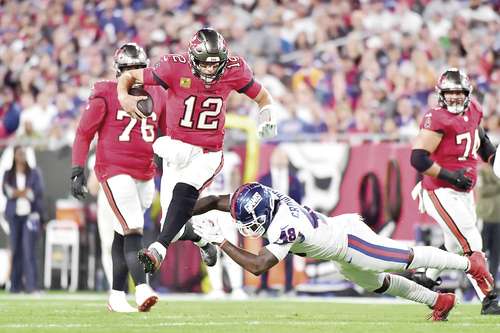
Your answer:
416,100 -> 484,257
72,80 -> 166,234
144,53 -> 261,152
421,99 -> 483,192
143,53 -> 262,231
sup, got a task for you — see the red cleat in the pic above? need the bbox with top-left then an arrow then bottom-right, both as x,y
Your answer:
467,251 -> 494,296
429,293 -> 456,321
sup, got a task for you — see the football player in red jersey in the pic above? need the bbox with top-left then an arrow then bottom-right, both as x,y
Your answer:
410,68 -> 500,315
116,28 -> 277,274
70,43 -> 215,312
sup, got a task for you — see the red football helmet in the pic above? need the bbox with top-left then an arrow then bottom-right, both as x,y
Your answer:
436,68 -> 472,114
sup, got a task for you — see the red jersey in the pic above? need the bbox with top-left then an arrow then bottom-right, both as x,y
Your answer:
420,99 -> 483,191
72,80 -> 166,182
143,52 -> 262,151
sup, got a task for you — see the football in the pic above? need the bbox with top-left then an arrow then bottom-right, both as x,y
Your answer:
128,86 -> 153,117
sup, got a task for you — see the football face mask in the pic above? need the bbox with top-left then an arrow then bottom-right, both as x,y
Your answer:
230,183 -> 276,239
436,68 -> 472,114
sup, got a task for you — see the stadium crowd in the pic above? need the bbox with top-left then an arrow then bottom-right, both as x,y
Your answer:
0,0 -> 499,147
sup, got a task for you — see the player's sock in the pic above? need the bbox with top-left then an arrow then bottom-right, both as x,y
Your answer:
124,233 -> 146,285
111,232 -> 128,291
157,182 -> 199,248
408,246 -> 469,271
384,273 -> 438,307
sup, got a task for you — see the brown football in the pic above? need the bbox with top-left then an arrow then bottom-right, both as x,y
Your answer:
128,86 -> 153,117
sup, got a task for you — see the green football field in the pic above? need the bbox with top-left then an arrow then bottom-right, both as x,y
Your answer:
1,293 -> 499,333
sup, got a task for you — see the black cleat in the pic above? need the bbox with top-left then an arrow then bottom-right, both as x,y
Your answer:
199,243 -> 217,267
412,272 -> 442,291
137,248 -> 163,274
481,293 -> 500,315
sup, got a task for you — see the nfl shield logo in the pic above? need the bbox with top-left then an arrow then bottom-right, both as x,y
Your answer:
180,77 -> 191,88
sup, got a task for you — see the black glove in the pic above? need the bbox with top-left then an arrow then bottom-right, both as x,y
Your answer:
438,168 -> 473,191
71,166 -> 87,200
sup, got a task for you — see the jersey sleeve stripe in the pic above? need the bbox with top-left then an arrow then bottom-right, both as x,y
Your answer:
237,78 -> 255,94
153,71 -> 169,90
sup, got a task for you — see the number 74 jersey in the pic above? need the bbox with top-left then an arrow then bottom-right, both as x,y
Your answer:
420,98 -> 483,192
72,80 -> 167,182
143,52 -> 262,152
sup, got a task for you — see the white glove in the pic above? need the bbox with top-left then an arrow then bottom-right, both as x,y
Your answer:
192,219 -> 225,245
257,105 -> 277,139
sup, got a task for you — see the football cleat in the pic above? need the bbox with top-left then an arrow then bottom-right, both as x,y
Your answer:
411,272 -> 442,291
199,243 -> 218,267
107,290 -> 138,313
135,284 -> 159,312
138,247 -> 163,274
429,293 -> 456,321
481,293 -> 500,315
467,252 -> 494,296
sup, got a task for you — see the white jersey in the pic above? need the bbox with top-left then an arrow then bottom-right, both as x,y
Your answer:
265,191 -> 348,262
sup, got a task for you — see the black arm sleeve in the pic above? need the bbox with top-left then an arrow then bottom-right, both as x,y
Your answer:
478,127 -> 496,165
410,149 -> 434,173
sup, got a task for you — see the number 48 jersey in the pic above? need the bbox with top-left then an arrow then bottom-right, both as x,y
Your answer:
420,99 -> 483,191
72,80 -> 167,182
264,191 -> 346,262
143,52 -> 262,152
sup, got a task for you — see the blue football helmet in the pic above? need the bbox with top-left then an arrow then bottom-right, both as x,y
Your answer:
230,182 -> 276,238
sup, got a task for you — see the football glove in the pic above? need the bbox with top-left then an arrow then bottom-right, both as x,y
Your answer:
438,167 -> 473,191
257,105 -> 277,139
192,219 -> 225,245
70,166 -> 88,200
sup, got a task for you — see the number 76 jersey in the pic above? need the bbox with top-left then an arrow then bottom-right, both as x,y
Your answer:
143,52 -> 262,152
420,99 -> 483,192
72,80 -> 166,182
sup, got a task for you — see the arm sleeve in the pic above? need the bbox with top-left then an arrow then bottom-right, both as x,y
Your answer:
234,58 -> 262,99
71,98 -> 106,167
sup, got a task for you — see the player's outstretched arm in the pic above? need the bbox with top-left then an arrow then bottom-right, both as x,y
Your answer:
192,217 -> 279,275
117,68 -> 147,119
220,243 -> 279,276
192,194 -> 230,216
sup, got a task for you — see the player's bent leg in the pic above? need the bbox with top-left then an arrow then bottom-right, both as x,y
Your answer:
377,274 -> 456,321
108,232 -> 136,313
407,246 -> 469,271
156,182 -> 199,247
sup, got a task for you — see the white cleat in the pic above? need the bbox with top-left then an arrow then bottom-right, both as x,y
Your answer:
230,288 -> 249,300
107,290 -> 138,313
205,289 -> 226,300
135,284 -> 159,312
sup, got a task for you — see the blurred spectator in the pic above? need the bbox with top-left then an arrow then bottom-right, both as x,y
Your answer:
477,161 -> 500,281
258,146 -> 303,295
0,0 -> 497,145
2,146 -> 44,293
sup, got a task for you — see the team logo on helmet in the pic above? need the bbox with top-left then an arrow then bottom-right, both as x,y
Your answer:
188,28 -> 228,84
